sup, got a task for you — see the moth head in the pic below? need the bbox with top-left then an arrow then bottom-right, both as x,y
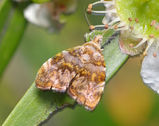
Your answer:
93,35 -> 103,46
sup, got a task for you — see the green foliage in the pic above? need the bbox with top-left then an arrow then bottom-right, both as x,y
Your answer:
2,30 -> 128,126
0,0 -> 11,32
31,0 -> 51,4
2,84 -> 73,126
0,2 -> 27,77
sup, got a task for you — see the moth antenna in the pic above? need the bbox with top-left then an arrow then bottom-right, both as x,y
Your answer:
84,11 -> 95,31
84,11 -> 91,26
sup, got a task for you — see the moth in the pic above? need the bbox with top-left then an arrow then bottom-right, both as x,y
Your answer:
35,36 -> 106,111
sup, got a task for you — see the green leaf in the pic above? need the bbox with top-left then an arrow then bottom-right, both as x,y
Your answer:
2,30 -> 128,126
0,0 -> 12,32
31,0 -> 51,4
0,5 -> 27,77
2,84 -> 74,126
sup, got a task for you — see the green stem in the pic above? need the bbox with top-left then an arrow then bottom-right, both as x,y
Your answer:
0,5 -> 27,77
0,0 -> 12,32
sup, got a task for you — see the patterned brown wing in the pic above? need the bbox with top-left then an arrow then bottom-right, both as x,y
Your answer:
35,36 -> 106,110
67,41 -> 106,110
35,52 -> 76,92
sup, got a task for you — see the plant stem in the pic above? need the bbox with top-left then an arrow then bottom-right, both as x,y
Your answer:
0,5 -> 27,77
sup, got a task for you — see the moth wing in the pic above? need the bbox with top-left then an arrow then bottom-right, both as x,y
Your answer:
35,52 -> 76,92
67,71 -> 105,110
67,42 -> 106,110
36,39 -> 106,110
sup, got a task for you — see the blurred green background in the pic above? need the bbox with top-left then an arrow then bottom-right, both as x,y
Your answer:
1,0 -> 159,126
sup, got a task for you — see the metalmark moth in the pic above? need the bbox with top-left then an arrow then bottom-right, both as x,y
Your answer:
35,36 -> 106,111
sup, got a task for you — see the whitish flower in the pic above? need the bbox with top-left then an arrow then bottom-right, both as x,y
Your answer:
24,0 -> 77,32
87,0 -> 159,94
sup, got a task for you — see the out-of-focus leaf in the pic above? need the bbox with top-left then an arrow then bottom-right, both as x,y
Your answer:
0,83 -> 17,124
0,0 -> 12,32
31,0 -> 51,3
2,30 -> 128,126
0,6 -> 27,77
